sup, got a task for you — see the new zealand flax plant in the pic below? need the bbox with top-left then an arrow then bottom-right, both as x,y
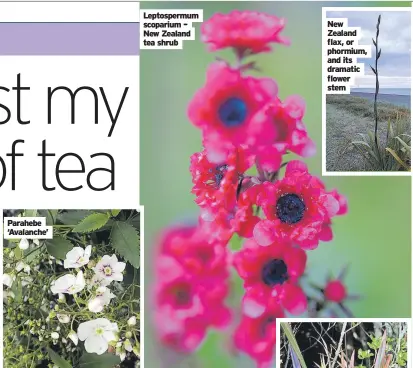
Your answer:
351,14 -> 411,171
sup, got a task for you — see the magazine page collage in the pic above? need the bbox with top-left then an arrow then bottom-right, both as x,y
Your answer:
0,1 -> 412,367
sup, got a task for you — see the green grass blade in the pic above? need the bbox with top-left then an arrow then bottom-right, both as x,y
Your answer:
394,136 -> 411,152
281,323 -> 307,368
385,147 -> 410,171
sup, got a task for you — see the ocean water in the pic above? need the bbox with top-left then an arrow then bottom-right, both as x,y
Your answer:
351,88 -> 411,96
350,88 -> 411,109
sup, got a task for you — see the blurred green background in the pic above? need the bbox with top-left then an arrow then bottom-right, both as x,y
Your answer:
141,2 -> 412,367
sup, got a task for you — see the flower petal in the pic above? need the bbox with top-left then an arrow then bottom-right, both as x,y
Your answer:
85,334 -> 108,355
77,320 -> 95,341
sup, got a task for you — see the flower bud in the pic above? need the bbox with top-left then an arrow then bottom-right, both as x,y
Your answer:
19,238 -> 30,250
68,331 -> 78,346
127,316 -> 137,326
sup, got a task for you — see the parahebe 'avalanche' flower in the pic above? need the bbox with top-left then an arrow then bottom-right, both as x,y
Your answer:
77,318 -> 118,355
64,245 -> 92,269
88,286 -> 116,313
188,62 -> 278,162
234,239 -> 307,316
57,314 -> 70,324
19,238 -> 30,250
68,330 -> 79,346
251,160 -> 342,249
93,255 -> 126,284
50,271 -> 85,295
18,238 -> 40,250
234,298 -> 285,368
3,273 -> 15,288
127,316 -> 137,326
16,261 -> 30,274
201,10 -> 290,54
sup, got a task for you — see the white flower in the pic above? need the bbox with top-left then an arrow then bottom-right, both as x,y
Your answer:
51,332 -> 59,339
127,316 -> 137,326
3,273 -> 15,288
58,293 -> 66,303
77,318 -> 118,355
68,330 -> 78,346
57,314 -> 70,324
16,261 -> 30,274
124,339 -> 133,352
19,238 -> 29,250
89,274 -> 111,288
93,255 -> 126,284
3,290 -> 15,303
116,347 -> 126,361
88,286 -> 116,313
21,276 -> 33,287
51,271 -> 85,294
64,245 -> 92,269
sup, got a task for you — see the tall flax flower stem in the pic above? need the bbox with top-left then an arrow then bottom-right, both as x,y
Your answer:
331,321 -> 348,368
371,15 -> 382,167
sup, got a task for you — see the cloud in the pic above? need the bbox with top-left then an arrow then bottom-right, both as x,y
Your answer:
327,10 -> 411,88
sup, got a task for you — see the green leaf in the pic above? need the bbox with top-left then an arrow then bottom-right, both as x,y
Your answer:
38,209 -> 58,225
46,237 -> 74,260
79,353 -> 120,368
47,348 -> 73,368
110,210 -> 121,217
11,278 -> 23,303
72,213 -> 110,233
58,210 -> 94,225
24,209 -> 38,217
111,221 -> 140,268
281,323 -> 307,368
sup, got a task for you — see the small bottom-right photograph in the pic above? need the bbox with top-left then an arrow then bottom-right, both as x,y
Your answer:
278,319 -> 410,368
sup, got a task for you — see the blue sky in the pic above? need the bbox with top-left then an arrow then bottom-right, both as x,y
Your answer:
327,10 -> 411,89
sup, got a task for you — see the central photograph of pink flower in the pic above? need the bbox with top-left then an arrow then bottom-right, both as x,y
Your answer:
152,9 -> 354,368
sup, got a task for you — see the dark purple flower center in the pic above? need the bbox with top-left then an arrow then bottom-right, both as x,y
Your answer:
214,164 -> 228,186
276,193 -> 305,224
172,282 -> 192,307
261,259 -> 288,286
218,97 -> 247,127
208,164 -> 228,188
174,287 -> 191,306
260,315 -> 276,337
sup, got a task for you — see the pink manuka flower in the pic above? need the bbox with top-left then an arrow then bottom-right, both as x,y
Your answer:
201,10 -> 290,54
324,279 -> 348,303
251,96 -> 316,171
250,160 -> 342,249
190,146 -> 252,213
233,298 -> 285,368
187,62 -> 279,163
234,238 -> 307,316
154,225 -> 232,353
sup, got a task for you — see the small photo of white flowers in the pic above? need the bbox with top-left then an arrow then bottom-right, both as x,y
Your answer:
3,209 -> 140,368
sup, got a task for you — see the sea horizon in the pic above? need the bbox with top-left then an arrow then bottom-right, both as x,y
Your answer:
351,87 -> 411,96
350,89 -> 411,109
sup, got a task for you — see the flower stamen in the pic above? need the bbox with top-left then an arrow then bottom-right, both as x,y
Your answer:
276,193 -> 305,224
261,259 -> 288,286
218,97 -> 247,127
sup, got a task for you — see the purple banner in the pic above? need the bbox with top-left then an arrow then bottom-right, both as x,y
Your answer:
0,23 -> 139,55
